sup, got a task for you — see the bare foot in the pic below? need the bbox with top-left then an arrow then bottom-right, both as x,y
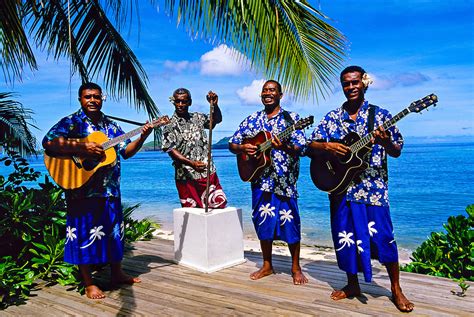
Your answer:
250,267 -> 274,280
111,272 -> 141,285
392,289 -> 414,312
330,285 -> 361,300
291,269 -> 308,285
85,285 -> 106,299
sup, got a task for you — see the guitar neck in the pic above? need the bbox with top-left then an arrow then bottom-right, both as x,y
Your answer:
102,126 -> 145,150
350,108 -> 411,153
259,125 -> 296,152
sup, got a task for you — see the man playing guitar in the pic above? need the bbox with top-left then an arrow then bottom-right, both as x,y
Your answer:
43,82 -> 154,299
229,80 -> 308,285
307,66 -> 414,312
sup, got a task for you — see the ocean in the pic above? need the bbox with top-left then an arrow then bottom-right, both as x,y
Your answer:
2,139 -> 473,252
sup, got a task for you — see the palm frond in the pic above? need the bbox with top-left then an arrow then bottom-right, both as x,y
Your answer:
24,1 -> 89,81
25,0 -> 159,119
163,0 -> 346,101
0,0 -> 37,83
0,92 -> 38,155
78,1 -> 160,118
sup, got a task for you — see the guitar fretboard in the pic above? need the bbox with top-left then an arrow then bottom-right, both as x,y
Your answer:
349,95 -> 436,153
101,117 -> 168,150
259,124 -> 298,152
101,126 -> 145,150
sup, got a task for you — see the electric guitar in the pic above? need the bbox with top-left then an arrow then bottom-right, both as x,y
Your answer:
237,116 -> 314,182
44,116 -> 170,189
310,94 -> 438,194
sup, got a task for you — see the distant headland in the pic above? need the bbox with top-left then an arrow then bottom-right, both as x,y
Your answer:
141,136 -> 231,151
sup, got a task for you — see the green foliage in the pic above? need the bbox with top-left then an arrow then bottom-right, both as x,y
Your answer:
402,204 -> 474,285
123,204 -> 160,242
0,256 -> 35,308
0,146 -> 80,308
0,146 -> 161,308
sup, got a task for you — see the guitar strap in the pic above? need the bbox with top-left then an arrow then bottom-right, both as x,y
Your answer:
282,110 -> 295,126
368,104 -> 388,176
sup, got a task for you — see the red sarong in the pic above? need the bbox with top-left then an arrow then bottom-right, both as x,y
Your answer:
175,172 -> 227,209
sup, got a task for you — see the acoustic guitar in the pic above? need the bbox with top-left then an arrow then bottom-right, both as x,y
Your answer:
237,116 -> 314,182
310,94 -> 438,194
44,116 -> 170,189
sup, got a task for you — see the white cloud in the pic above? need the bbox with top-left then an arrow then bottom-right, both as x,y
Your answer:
368,73 -> 393,90
236,79 -> 265,105
163,60 -> 198,73
200,44 -> 250,76
369,72 -> 431,90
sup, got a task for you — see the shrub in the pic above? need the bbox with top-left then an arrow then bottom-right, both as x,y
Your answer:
0,146 -> 160,308
402,204 -> 474,283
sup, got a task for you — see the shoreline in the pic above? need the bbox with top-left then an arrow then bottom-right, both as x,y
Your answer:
153,229 -> 412,266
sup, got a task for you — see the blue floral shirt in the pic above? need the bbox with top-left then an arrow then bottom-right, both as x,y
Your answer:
310,101 -> 404,206
229,107 -> 306,198
43,108 -> 130,199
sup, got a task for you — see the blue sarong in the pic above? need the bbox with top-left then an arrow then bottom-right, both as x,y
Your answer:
251,187 -> 301,244
330,194 -> 398,282
64,197 -> 124,265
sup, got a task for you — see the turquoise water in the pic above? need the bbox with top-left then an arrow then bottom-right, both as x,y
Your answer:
2,141 -> 473,251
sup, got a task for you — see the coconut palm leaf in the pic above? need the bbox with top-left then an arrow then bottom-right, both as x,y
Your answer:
163,0 -> 346,100
0,0 -> 37,83
24,0 -> 160,119
0,92 -> 37,155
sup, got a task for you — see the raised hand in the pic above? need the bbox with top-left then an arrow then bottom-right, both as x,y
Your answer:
206,91 -> 218,106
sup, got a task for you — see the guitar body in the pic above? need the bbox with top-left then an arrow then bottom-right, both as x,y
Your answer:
237,131 -> 273,182
310,132 -> 372,195
44,131 -> 117,189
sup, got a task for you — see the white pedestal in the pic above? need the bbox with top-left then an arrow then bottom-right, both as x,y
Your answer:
173,206 -> 245,273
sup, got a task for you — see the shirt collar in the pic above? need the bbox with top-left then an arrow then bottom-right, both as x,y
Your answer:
76,108 -> 106,125
260,106 -> 285,120
341,100 -> 369,121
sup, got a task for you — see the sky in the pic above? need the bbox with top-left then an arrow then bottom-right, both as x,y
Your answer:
2,0 -> 473,144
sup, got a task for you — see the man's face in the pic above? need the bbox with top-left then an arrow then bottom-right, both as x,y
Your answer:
261,81 -> 282,108
341,71 -> 365,103
79,88 -> 103,115
173,93 -> 191,115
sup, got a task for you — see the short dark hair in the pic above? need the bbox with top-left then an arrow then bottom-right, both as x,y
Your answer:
173,88 -> 192,103
78,82 -> 102,97
264,80 -> 282,94
340,65 -> 366,82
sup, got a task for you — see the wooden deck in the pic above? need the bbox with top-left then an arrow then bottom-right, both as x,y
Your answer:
3,238 -> 473,316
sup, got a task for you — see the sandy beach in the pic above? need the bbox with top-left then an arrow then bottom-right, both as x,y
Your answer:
153,229 -> 412,267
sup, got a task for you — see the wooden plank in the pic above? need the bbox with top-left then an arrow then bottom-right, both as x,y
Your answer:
2,237 -> 473,316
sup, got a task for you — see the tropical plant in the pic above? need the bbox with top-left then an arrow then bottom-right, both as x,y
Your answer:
402,204 -> 474,284
123,203 -> 161,242
0,146 -> 161,308
1,1 -> 345,112
0,93 -> 37,155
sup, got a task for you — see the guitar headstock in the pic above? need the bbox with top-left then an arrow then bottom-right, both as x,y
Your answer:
295,116 -> 314,130
152,115 -> 171,127
408,94 -> 438,113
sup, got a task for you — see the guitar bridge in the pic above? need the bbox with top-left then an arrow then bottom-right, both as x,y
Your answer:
326,161 -> 335,175
71,156 -> 83,169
